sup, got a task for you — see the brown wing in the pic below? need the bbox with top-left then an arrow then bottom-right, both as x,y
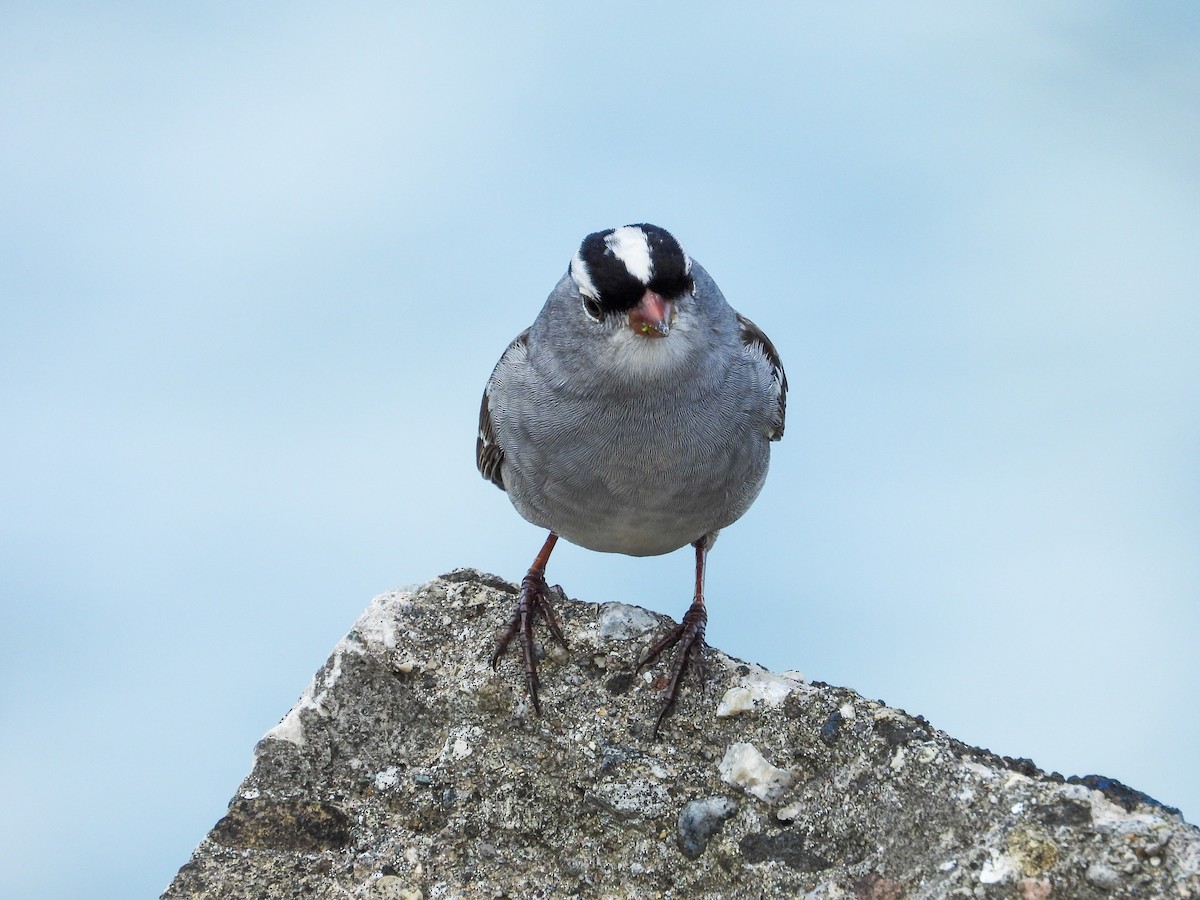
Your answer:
475,330 -> 529,490
737,313 -> 787,441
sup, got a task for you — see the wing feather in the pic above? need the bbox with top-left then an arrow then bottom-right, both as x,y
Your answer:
736,313 -> 787,441
475,330 -> 530,489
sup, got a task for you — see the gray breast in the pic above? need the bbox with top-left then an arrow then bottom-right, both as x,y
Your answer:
496,350 -> 773,557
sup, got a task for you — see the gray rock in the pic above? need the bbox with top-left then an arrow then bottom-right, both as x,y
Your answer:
677,796 -> 739,860
163,570 -> 1200,899
590,778 -> 671,820
1085,861 -> 1122,891
596,601 -> 661,640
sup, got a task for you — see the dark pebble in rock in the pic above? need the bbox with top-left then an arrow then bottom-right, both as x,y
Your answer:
820,709 -> 843,746
677,796 -> 739,860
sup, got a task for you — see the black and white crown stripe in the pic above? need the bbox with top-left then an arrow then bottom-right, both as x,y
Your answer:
569,249 -> 600,301
569,224 -> 693,314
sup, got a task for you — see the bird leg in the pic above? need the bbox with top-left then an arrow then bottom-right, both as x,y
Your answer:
491,531 -> 566,715
636,537 -> 710,736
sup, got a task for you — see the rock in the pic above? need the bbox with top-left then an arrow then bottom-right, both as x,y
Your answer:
590,778 -> 671,821
718,741 -> 795,803
715,665 -> 806,718
596,602 -> 660,640
163,569 -> 1200,899
676,796 -> 739,860
1085,861 -> 1122,891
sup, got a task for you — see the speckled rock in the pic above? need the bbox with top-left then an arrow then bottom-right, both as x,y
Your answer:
163,569 -> 1200,899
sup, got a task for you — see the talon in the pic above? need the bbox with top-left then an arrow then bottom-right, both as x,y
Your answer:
636,537 -> 712,737
638,600 -> 708,737
492,533 -> 565,715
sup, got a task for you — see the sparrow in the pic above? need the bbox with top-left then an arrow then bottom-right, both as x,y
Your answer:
477,223 -> 786,734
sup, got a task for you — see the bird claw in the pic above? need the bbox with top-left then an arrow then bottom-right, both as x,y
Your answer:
491,571 -> 567,716
636,599 -> 708,737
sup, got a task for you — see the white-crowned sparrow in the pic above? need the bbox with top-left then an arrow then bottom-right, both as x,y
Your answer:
477,223 -> 786,733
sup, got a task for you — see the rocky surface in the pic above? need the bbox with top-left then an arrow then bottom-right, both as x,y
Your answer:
164,569 -> 1200,899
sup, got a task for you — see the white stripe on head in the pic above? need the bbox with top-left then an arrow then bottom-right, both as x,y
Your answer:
604,225 -> 653,284
569,251 -> 599,299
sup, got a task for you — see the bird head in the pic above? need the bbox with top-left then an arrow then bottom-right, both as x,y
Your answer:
569,224 -> 694,339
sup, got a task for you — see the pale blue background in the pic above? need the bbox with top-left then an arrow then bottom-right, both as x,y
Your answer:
2,4 -> 1198,897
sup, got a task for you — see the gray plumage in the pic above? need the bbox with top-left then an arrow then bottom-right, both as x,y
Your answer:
478,256 -> 786,558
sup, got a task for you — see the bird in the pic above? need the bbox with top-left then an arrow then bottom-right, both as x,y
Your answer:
476,223 -> 786,734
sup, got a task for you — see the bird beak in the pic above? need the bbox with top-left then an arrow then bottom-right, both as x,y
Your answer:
628,289 -> 674,338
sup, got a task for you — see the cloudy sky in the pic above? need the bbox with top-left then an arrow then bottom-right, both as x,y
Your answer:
2,4 -> 1198,897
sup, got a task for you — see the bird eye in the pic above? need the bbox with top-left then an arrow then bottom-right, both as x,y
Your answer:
581,296 -> 603,322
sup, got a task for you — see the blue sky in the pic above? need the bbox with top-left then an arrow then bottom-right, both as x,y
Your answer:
2,4 -> 1198,897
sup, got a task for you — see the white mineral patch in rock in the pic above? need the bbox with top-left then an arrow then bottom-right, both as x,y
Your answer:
355,591 -> 411,651
324,651 -> 345,690
596,603 -> 660,640
1003,772 -> 1033,789
718,742 -> 793,803
979,849 -> 1018,884
1058,783 -> 1092,803
716,687 -> 753,717
262,645 -> 352,747
374,767 -> 400,790
1089,792 -> 1166,835
367,874 -> 423,900
649,761 -> 672,780
443,734 -> 472,761
742,667 -> 805,705
963,761 -> 997,781
838,702 -> 856,720
776,801 -> 803,822
716,666 -> 807,717
265,704 -> 309,746
803,880 -> 852,899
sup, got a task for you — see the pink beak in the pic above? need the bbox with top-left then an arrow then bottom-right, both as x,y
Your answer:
627,289 -> 674,338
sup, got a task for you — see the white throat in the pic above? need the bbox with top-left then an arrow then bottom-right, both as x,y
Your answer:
604,315 -> 695,382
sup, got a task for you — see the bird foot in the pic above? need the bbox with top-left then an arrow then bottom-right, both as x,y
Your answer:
636,599 -> 708,737
491,568 -> 567,715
